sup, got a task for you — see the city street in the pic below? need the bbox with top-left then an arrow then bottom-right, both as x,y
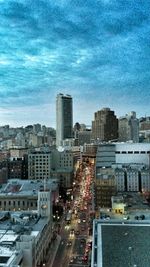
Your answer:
51,162 -> 94,267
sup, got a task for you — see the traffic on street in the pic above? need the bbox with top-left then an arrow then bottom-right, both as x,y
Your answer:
52,161 -> 95,267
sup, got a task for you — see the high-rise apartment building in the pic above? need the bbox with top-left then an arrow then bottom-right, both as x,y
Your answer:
92,107 -> 118,142
119,111 -> 139,142
56,93 -> 73,147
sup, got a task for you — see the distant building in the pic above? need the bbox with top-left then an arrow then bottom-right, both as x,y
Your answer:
96,143 -> 150,169
56,93 -> 73,147
141,168 -> 150,192
33,123 -> 41,134
119,111 -> 139,142
28,151 -> 52,180
92,107 -> 118,142
95,168 -> 116,208
9,148 -> 28,158
139,116 -> 150,130
51,148 -> 74,188
126,168 -> 139,191
115,168 -> 126,191
78,130 -> 91,146
8,157 -> 28,180
96,143 -> 150,193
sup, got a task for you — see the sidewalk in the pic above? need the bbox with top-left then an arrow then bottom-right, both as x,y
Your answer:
46,234 -> 61,267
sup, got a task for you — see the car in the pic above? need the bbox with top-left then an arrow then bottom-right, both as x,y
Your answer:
75,230 -> 80,235
123,216 -> 130,220
82,255 -> 88,262
87,241 -> 92,248
70,256 -> 76,263
67,241 -> 72,246
80,238 -> 86,243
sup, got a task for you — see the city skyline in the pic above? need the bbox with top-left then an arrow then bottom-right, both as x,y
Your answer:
0,0 -> 150,127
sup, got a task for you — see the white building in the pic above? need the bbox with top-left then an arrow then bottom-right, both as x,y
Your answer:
115,168 -> 126,191
115,143 -> 150,167
141,168 -> 150,192
96,143 -> 150,192
96,143 -> 150,168
126,168 -> 139,191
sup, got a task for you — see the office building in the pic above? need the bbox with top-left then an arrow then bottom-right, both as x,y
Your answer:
95,168 -> 116,208
119,111 -> 139,142
92,108 -> 118,142
96,143 -> 150,169
28,151 -> 52,180
56,93 -> 73,147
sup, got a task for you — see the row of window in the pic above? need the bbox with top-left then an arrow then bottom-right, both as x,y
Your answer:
116,151 -> 150,154
0,200 -> 37,207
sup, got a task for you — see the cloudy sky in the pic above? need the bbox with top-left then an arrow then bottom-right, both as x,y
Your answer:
0,0 -> 150,127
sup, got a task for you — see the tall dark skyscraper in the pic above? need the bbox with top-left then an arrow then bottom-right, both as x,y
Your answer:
56,93 -> 73,146
92,107 -> 118,142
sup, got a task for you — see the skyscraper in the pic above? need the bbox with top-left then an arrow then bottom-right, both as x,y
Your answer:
56,93 -> 73,147
118,111 -> 139,142
92,107 -> 118,142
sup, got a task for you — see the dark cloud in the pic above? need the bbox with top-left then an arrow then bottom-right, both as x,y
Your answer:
0,0 -> 150,125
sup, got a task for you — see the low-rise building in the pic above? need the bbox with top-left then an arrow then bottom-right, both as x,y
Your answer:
0,179 -> 58,211
0,186 -> 55,267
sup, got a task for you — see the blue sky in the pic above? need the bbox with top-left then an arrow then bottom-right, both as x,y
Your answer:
0,0 -> 150,127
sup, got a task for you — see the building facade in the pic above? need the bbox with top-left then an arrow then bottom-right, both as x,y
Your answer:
56,93 -> 73,147
28,151 -> 52,180
119,111 -> 139,142
92,107 -> 118,142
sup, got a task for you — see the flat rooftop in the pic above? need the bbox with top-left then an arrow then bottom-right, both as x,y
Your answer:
92,220 -> 150,267
0,179 -> 58,196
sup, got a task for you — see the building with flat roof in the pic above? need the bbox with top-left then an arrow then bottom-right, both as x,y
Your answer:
91,219 -> 150,267
56,93 -> 73,147
96,143 -> 150,169
0,179 -> 59,211
92,108 -> 118,142
0,186 -> 54,267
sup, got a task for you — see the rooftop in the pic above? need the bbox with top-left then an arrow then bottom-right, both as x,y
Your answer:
0,179 -> 58,197
93,220 -> 150,267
